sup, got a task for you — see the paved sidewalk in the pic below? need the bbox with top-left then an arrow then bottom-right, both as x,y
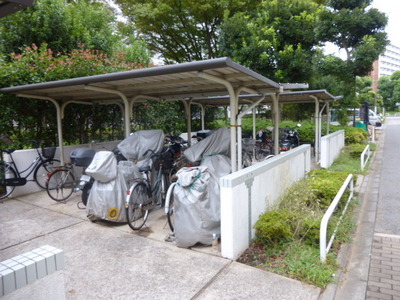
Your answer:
332,117 -> 400,300
367,233 -> 400,300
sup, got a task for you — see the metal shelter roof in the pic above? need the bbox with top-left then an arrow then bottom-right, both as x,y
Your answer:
0,57 -> 281,102
190,90 -> 338,107
0,57 -> 339,170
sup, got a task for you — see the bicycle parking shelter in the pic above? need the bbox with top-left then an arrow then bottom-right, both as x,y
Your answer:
0,57 -> 339,170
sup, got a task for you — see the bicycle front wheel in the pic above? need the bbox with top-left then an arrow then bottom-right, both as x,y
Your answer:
126,182 -> 149,230
0,162 -> 17,200
242,152 -> 252,168
46,168 -> 75,202
34,159 -> 61,189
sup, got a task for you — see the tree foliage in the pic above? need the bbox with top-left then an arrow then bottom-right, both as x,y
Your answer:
219,0 -> 322,83
114,0 -> 262,63
316,0 -> 388,108
378,71 -> 400,111
0,0 -> 122,55
0,43 -> 147,147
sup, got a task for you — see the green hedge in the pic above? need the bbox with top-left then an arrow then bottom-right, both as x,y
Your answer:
254,169 -> 353,247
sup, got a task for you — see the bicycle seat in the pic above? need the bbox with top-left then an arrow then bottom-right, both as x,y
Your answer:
2,149 -> 15,154
139,165 -> 151,173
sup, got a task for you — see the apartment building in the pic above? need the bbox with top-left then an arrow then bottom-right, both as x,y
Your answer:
370,44 -> 400,92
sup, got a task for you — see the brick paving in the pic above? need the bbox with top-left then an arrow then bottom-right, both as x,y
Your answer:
367,233 -> 400,300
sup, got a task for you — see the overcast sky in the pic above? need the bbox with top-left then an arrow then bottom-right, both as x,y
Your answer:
371,0 -> 400,47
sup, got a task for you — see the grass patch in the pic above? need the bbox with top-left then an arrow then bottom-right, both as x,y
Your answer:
330,143 -> 374,175
237,142 -> 368,288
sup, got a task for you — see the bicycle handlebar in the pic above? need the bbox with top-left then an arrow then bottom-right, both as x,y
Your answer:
26,140 -> 40,149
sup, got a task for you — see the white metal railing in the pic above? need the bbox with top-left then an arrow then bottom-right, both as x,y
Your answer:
370,126 -> 375,143
361,144 -> 371,171
320,174 -> 354,263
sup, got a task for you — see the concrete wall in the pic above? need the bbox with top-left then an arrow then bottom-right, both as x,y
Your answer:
220,145 -> 311,260
320,130 -> 345,169
5,141 -> 120,198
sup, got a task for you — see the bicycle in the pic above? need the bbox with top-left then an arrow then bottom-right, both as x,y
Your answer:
125,148 -> 173,231
46,163 -> 76,202
0,140 -> 61,200
46,147 -> 98,204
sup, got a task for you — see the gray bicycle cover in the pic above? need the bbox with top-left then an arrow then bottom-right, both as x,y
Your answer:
117,129 -> 165,161
86,161 -> 138,223
183,127 -> 230,163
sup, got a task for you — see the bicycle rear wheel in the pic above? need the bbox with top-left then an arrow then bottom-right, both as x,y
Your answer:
126,182 -> 149,230
165,183 -> 176,232
46,168 -> 75,202
0,162 -> 17,200
34,159 -> 61,189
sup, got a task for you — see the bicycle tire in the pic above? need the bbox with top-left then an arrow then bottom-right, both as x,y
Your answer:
34,159 -> 61,189
46,168 -> 75,202
242,152 -> 252,168
161,172 -> 168,204
81,183 -> 92,206
0,162 -> 17,200
126,182 -> 149,230
255,149 -> 264,161
165,183 -> 176,232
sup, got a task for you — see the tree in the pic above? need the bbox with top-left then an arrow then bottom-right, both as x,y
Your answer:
316,0 -> 388,107
114,0 -> 262,63
378,71 -> 400,111
0,43 -> 147,146
219,0 -> 322,83
0,0 -> 123,55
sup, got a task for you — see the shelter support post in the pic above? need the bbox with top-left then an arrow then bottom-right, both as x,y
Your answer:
192,103 -> 205,130
319,102 -> 327,161
326,101 -> 330,135
84,85 -> 130,138
311,95 -> 320,163
271,93 -> 280,155
17,94 -> 65,165
181,100 -> 192,146
197,72 -> 238,172
237,95 -> 265,170
234,87 -> 259,170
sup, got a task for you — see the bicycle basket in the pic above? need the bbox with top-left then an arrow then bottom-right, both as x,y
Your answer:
42,146 -> 56,159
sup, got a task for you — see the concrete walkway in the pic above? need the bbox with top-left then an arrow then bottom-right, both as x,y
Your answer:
1,188 -> 320,299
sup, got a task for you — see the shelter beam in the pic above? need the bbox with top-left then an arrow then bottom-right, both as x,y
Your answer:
84,85 -> 130,137
197,71 -> 238,172
17,94 -> 65,165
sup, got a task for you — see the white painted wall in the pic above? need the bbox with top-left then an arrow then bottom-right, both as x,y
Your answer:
220,145 -> 311,260
320,130 -> 345,169
5,141 -> 120,198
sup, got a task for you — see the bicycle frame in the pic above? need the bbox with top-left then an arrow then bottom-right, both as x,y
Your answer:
2,148 -> 45,180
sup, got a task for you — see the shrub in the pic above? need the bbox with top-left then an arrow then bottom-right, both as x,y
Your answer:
254,210 -> 296,245
348,143 -> 368,158
307,169 -> 351,209
344,127 -> 368,144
